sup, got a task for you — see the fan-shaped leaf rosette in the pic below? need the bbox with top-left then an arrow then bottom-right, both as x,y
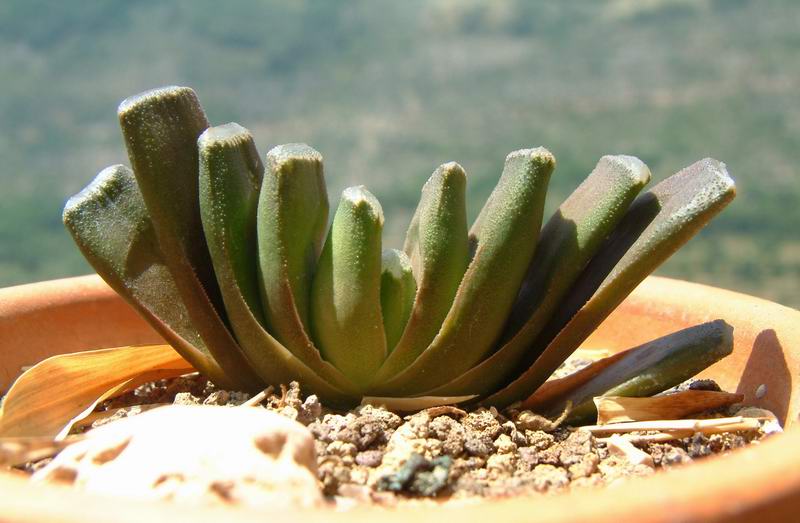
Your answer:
65,86 -> 737,411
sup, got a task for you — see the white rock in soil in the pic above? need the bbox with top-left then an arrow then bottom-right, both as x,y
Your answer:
32,405 -> 323,508
736,406 -> 783,435
605,434 -> 655,469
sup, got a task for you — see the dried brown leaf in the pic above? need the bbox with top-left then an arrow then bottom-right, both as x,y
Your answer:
0,345 -> 193,439
595,390 -> 744,424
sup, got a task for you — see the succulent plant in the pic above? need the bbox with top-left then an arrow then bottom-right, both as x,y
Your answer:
63,86 -> 736,410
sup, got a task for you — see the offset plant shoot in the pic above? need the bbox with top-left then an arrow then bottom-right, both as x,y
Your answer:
63,86 -> 737,412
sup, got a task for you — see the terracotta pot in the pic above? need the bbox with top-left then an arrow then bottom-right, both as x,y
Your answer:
1,274 -> 799,522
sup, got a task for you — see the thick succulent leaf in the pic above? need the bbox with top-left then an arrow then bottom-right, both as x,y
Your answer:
118,86 -> 260,387
310,186 -> 387,387
525,320 -> 734,423
198,125 -> 358,405
375,163 -> 469,379
485,158 -> 736,407
118,86 -> 218,306
62,165 -> 241,389
380,249 -> 417,351
257,144 -> 329,357
372,148 -> 555,395
427,156 -> 651,397
199,124 -> 265,319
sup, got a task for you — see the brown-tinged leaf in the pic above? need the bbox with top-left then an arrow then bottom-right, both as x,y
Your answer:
486,159 -> 736,407
63,164 -> 239,389
523,350 -> 631,411
118,87 -> 262,389
0,345 -> 192,439
595,390 -> 745,424
426,156 -> 650,398
523,320 -> 733,423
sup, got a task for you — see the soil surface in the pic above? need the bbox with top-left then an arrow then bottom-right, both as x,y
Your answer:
60,368 -> 773,506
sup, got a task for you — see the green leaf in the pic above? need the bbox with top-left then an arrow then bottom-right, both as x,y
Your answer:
62,165 -> 243,390
427,155 -> 650,397
310,186 -> 387,388
374,162 -> 469,381
198,125 -> 359,405
256,144 -> 331,365
526,320 -> 735,424
380,249 -> 417,351
118,86 -> 260,388
372,148 -> 555,395
485,158 -> 736,407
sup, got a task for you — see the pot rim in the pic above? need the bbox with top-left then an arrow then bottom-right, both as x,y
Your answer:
1,275 -> 799,523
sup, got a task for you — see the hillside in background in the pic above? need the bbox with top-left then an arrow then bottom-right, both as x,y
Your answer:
1,0 -> 798,306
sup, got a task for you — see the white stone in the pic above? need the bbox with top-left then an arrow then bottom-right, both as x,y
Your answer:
605,434 -> 655,468
33,405 -> 323,508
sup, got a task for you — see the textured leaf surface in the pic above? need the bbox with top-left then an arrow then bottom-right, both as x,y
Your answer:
374,162 -> 469,381
379,249 -> 417,351
118,86 -> 260,387
310,186 -> 387,388
63,165 -> 236,388
486,158 -> 736,407
373,148 -> 554,395
257,144 -> 329,361
198,125 -> 357,404
428,155 -> 650,397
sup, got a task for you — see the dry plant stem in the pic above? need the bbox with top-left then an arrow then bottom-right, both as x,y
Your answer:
597,429 -> 756,445
584,416 -> 761,435
241,386 -> 274,407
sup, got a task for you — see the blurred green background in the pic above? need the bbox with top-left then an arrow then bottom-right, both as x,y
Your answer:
1,0 -> 797,307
